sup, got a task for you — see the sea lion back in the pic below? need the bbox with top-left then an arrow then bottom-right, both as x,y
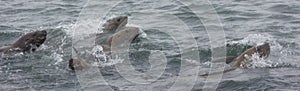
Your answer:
256,43 -> 270,58
234,43 -> 270,68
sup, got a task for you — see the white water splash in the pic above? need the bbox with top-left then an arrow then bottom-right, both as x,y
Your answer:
228,33 -> 274,45
99,56 -> 124,67
248,53 -> 273,68
92,45 -> 107,62
244,52 -> 291,68
51,52 -> 64,65
56,22 -> 76,36
90,45 -> 124,67
228,33 -> 284,54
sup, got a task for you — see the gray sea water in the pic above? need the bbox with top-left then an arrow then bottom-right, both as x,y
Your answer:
1,0 -> 300,91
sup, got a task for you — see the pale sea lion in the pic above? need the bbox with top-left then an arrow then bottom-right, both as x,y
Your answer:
97,16 -> 140,53
69,28 -> 141,70
0,30 -> 47,54
69,16 -> 140,70
200,43 -> 270,76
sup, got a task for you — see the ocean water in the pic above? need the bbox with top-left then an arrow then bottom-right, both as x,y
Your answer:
0,0 -> 300,91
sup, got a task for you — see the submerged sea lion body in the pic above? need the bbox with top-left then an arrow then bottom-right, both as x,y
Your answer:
211,56 -> 237,64
69,58 -> 90,70
0,30 -> 47,54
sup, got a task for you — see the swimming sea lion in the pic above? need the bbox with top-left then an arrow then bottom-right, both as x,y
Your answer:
69,16 -> 140,70
211,56 -> 237,64
200,43 -> 270,76
69,27 -> 141,70
96,16 -> 140,53
0,30 -> 47,54
234,43 -> 270,68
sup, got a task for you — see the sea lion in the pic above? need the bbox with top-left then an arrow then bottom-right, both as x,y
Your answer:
200,43 -> 271,76
96,16 -> 140,53
69,16 -> 140,70
234,43 -> 270,68
0,30 -> 47,54
69,28 -> 141,70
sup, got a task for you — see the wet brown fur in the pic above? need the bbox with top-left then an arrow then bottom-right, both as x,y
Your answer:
234,43 -> 270,68
0,30 -> 47,54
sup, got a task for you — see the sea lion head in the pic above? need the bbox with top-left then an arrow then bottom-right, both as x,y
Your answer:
102,16 -> 128,32
13,30 -> 47,52
256,43 -> 270,58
